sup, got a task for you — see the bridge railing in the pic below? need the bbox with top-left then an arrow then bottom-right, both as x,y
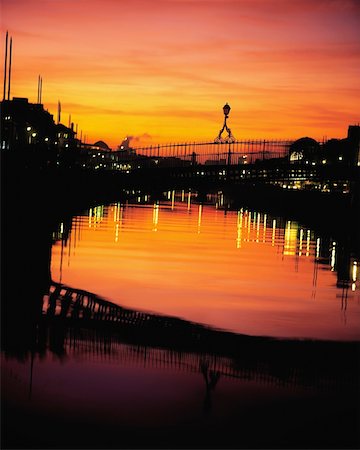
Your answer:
130,140 -> 292,165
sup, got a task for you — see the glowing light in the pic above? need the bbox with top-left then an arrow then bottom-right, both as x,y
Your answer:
247,211 -> 251,241
284,221 -> 297,256
152,202 -> 159,231
299,228 -> 303,256
219,193 -> 224,207
316,237 -> 320,258
236,209 -> 243,248
330,241 -> 336,271
187,191 -> 191,210
197,204 -> 202,233
272,219 -> 276,246
306,230 -> 310,257
171,190 -> 175,210
263,214 -> 267,243
256,212 -> 260,242
352,261 -> 358,282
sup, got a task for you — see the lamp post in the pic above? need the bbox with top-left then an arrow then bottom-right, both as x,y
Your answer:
214,103 -> 235,165
214,103 -> 236,143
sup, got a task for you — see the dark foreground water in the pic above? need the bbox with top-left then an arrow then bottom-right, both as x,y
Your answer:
1,191 -> 359,449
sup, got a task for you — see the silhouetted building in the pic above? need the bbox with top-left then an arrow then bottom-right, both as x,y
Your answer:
55,123 -> 76,150
1,97 -> 56,151
289,127 -> 360,167
347,125 -> 360,166
1,97 -> 77,151
289,137 -> 321,163
93,140 -> 111,151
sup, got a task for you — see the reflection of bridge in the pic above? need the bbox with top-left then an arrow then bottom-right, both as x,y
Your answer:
35,281 -> 358,391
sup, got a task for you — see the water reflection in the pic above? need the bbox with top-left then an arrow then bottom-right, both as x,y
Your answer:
4,278 -> 359,393
2,190 -> 360,449
50,191 -> 360,341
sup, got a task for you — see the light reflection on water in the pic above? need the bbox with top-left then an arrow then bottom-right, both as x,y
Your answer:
51,191 -> 360,341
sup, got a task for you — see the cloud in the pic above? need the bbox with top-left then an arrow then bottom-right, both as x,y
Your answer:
118,133 -> 153,148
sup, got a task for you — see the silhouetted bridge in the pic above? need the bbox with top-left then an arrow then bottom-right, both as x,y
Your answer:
36,282 -> 359,392
75,140 -> 360,197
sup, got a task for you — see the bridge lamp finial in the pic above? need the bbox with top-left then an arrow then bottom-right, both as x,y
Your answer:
214,102 -> 235,144
223,103 -> 231,118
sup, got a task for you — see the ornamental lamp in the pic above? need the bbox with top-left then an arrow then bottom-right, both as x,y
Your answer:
223,103 -> 231,118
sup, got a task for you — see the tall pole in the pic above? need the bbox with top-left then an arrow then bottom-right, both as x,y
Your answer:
39,76 -> 42,104
57,100 -> 61,124
37,75 -> 40,103
7,37 -> 12,100
3,31 -> 8,101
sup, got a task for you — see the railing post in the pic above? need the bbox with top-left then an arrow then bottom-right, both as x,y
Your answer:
227,144 -> 231,166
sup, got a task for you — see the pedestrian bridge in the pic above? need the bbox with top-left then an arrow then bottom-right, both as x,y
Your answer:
77,140 -> 359,194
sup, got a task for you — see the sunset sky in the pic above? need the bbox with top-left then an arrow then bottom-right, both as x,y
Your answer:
1,0 -> 360,148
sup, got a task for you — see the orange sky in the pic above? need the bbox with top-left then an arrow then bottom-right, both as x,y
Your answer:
1,0 -> 360,148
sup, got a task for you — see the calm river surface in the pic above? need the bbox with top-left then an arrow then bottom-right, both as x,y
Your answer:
2,191 -> 360,449
52,192 -> 359,340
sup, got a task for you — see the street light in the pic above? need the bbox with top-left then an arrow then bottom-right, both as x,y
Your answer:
215,103 -> 236,166
223,103 -> 231,118
214,102 -> 236,144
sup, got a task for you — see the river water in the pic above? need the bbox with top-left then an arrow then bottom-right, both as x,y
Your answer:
51,191 -> 359,341
2,190 -> 360,449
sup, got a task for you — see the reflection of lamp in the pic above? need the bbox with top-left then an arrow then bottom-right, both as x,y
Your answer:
214,103 -> 235,144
